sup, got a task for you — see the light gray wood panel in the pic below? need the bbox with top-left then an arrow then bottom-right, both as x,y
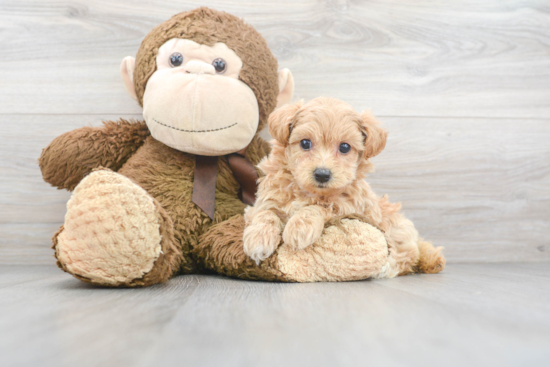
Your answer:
0,224 -> 60,266
1,114 -> 549,263
369,116 -> 550,262
1,0 -> 549,264
0,114 -> 133,265
0,0 -> 548,117
0,263 -> 549,367
0,114 -> 138,224
1,114 -> 548,264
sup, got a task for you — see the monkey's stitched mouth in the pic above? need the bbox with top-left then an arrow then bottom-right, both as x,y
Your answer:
153,118 -> 237,133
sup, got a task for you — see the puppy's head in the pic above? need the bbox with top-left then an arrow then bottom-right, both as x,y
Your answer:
269,97 -> 387,194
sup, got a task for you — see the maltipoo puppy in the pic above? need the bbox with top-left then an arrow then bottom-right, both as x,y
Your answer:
243,97 -> 445,276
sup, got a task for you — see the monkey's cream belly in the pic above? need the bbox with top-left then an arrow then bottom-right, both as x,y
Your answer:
143,71 -> 259,156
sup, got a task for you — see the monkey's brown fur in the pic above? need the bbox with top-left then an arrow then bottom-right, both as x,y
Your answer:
40,8 -> 288,286
133,7 -> 279,132
40,8 -> 393,287
40,120 -> 150,191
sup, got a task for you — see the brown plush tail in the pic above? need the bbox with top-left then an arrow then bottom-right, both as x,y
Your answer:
415,239 -> 446,274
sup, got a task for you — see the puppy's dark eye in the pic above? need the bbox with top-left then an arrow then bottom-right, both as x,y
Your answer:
339,143 -> 351,154
212,58 -> 226,73
169,52 -> 183,67
300,139 -> 312,150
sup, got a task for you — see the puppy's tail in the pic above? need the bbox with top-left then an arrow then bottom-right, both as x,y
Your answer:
414,239 -> 446,274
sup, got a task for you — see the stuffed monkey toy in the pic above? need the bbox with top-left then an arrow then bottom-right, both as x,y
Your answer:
39,7 -> 389,287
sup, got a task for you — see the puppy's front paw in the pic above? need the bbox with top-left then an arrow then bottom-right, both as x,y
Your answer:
243,223 -> 282,264
283,215 -> 324,251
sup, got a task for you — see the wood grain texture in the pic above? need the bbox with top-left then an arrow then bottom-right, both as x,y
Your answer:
0,0 -> 549,264
2,114 -> 548,264
0,263 -> 549,367
0,0 -> 548,117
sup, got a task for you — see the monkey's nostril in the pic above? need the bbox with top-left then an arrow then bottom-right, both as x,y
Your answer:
313,168 -> 332,184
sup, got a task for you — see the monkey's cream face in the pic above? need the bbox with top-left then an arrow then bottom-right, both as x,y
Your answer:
142,39 -> 259,155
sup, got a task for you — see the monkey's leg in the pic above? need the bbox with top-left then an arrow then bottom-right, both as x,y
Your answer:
52,169 -> 184,287
195,215 -> 390,282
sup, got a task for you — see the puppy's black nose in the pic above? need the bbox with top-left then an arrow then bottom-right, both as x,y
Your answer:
313,168 -> 332,183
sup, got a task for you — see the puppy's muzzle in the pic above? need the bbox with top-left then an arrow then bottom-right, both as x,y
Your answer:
313,168 -> 332,184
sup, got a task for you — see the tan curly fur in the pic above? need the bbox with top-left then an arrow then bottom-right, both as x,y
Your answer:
244,97 -> 446,276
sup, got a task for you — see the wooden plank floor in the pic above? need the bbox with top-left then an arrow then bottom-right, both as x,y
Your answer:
0,263 -> 549,367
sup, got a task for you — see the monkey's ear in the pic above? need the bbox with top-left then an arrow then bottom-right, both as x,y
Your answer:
269,100 -> 302,146
120,56 -> 138,101
360,110 -> 388,158
276,68 -> 294,108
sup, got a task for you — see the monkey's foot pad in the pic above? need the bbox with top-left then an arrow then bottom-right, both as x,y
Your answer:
53,170 -> 163,286
197,215 -> 391,282
277,219 -> 390,282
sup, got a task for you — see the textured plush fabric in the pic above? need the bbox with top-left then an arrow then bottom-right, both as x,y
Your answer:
196,214 -> 390,282
42,118 -> 273,286
40,7 -> 393,287
53,169 -> 183,287
277,218 -> 390,282
133,7 -> 279,133
143,39 -> 260,156
44,121 -> 392,286
54,170 -> 164,286
118,135 -> 271,275
195,214 -> 288,281
39,7 -> 280,286
39,119 -> 150,191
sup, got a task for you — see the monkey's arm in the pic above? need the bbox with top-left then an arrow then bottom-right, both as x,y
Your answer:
39,119 -> 150,190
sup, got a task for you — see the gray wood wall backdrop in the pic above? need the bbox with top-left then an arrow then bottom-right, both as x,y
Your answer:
1,0 -> 549,265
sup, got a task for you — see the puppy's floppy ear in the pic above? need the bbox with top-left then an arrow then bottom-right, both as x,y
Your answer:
360,110 -> 388,158
268,100 -> 303,146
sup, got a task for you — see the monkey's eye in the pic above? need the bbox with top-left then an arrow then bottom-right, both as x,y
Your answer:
339,143 -> 351,154
169,52 -> 183,67
212,58 -> 226,73
300,139 -> 312,151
